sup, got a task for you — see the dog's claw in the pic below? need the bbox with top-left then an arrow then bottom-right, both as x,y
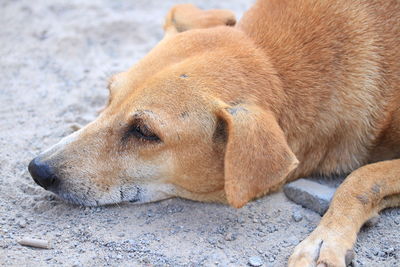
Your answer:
288,226 -> 354,267
344,250 -> 355,266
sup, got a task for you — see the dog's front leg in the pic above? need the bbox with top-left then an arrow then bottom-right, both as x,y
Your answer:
288,159 -> 400,267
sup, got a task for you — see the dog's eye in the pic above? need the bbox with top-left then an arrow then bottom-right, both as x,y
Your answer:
129,123 -> 160,142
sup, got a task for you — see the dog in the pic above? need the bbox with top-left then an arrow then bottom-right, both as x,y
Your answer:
28,0 -> 400,266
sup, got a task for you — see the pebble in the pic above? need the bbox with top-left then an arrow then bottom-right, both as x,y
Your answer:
207,238 -> 217,245
384,247 -> 395,255
292,211 -> 303,222
17,219 -> 27,228
287,236 -> 299,246
224,233 -> 236,241
248,256 -> 263,266
69,123 -> 82,132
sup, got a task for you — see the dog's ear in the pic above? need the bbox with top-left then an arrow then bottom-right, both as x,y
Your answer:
164,4 -> 236,36
215,104 -> 299,208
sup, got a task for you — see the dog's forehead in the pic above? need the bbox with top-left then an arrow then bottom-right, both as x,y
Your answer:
131,86 -> 209,119
111,68 -> 211,115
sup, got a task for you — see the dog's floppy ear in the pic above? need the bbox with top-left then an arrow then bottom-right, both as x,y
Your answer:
215,104 -> 299,208
164,4 -> 236,36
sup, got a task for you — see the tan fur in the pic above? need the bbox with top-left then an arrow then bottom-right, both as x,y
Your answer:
30,0 -> 400,266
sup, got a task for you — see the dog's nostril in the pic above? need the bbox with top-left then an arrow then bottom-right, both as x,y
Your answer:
28,157 -> 59,190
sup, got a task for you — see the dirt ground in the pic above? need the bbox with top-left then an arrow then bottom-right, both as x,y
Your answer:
1,0 -> 399,266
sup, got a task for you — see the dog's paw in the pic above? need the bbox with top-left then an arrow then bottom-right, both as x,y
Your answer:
288,226 -> 354,267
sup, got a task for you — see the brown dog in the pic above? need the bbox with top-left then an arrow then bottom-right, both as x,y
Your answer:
28,0 -> 400,266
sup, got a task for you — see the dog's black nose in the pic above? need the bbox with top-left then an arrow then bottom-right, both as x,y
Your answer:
28,157 -> 59,190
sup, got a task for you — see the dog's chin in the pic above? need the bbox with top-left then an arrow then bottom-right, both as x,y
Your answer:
49,186 -> 131,207
47,182 -> 176,207
49,185 -> 165,207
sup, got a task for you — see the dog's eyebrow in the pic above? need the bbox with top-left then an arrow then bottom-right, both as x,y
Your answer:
132,110 -> 165,126
133,110 -> 155,117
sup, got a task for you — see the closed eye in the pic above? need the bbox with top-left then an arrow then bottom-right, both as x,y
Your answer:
128,123 -> 160,142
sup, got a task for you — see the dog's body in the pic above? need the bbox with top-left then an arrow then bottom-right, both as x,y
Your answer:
29,0 -> 400,266
241,0 -> 400,177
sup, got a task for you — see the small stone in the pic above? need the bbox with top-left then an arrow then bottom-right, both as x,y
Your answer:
292,211 -> 303,222
248,256 -> 263,266
287,236 -> 299,246
69,123 -> 82,132
207,238 -> 217,245
17,219 -> 27,228
384,247 -> 395,254
224,232 -> 236,241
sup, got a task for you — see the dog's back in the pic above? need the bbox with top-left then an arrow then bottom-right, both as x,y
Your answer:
239,0 -> 400,176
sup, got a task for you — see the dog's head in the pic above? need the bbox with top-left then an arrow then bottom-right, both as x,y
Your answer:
28,26 -> 298,208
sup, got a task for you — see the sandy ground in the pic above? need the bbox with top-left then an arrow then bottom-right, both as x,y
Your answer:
1,0 -> 399,266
